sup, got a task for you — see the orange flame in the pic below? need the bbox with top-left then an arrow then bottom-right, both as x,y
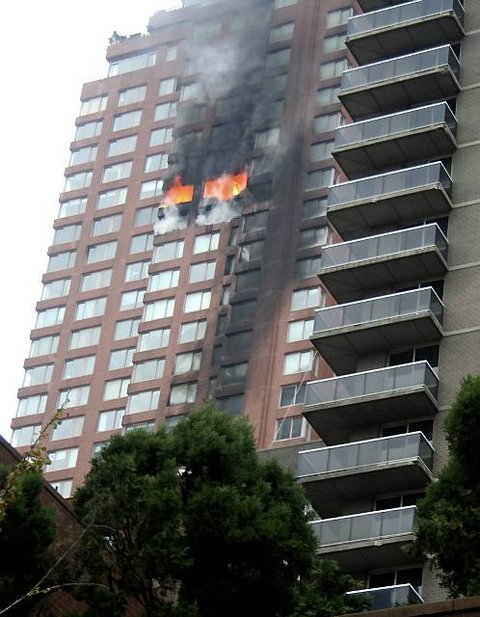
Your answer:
161,175 -> 194,206
203,171 -> 248,201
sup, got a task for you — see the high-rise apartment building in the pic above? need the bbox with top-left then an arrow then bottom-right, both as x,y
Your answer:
10,0 -> 479,609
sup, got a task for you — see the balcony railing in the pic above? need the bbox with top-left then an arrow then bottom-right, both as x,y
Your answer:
321,223 -> 447,270
347,584 -> 423,610
314,287 -> 443,332
346,0 -> 465,64
340,46 -> 460,120
311,506 -> 416,547
306,361 -> 438,408
298,432 -> 433,478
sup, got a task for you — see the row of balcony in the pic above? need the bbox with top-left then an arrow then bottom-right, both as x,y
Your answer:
347,0 -> 464,65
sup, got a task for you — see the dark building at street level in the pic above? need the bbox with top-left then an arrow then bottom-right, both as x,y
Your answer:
13,0 -> 479,609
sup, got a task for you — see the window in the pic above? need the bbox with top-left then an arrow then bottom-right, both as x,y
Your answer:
17,394 -> 47,417
178,104 -> 207,125
179,320 -> 207,344
175,131 -> 202,150
140,179 -> 164,199
86,241 -> 117,263
306,168 -> 335,190
102,161 -> 132,183
239,241 -> 264,263
320,59 -> 349,80
138,328 -> 170,351
154,240 -> 184,262
189,261 -> 215,284
266,48 -> 291,69
145,153 -> 169,173
75,121 -> 102,141
149,127 -> 174,147
135,206 -> 157,227
280,383 -> 306,407
382,419 -> 434,441
36,306 -> 65,328
108,51 -> 156,76
113,110 -> 142,131
125,260 -> 150,282
97,409 -> 125,432
23,364 -> 53,387
310,141 -> 334,162
118,85 -> 147,106
185,290 -> 211,313
231,300 -> 257,322
128,390 -> 160,413
97,187 -> 128,209
130,233 -> 153,254
120,289 -> 145,311
81,269 -> 112,291
291,287 -> 322,311
174,351 -> 202,375
92,442 -> 108,457
317,86 -> 341,106
283,350 -> 314,375
58,196 -> 87,218
299,226 -> 329,249
155,102 -> 177,121
158,78 -> 177,96
236,269 -> 261,292
91,214 -> 122,237
181,82 -> 204,101
194,20 -> 222,39
287,318 -> 314,342
226,331 -> 252,354
58,385 -> 90,408
217,394 -> 244,416
69,326 -> 101,350
107,135 -> 138,157
303,198 -> 327,219
275,416 -> 305,440
64,171 -> 92,191
224,256 -> 234,276
47,448 -> 79,472
51,416 -> 84,441
108,348 -> 135,371
132,359 -> 165,383
164,414 -> 185,430
63,356 -> 96,379
368,567 -> 424,595
220,362 -> 248,386
324,33 -> 347,53
275,0 -> 297,6
169,383 -> 197,405
114,318 -> 140,341
193,232 -> 219,254
221,285 -> 231,305
12,425 -> 41,448
295,256 -> 322,279
51,479 -> 73,498
327,7 -> 353,28
124,421 -> 155,433
52,223 -> 82,245
166,44 -> 178,61
270,23 -> 295,44
144,298 -> 175,321
42,278 -> 71,300
149,269 -> 180,291
244,211 -> 268,232
103,378 -> 130,401
79,95 -> 107,116
315,113 -> 342,133
47,250 -> 76,272
389,345 -> 440,369
255,127 -> 280,149
29,335 -> 59,357
75,297 -> 107,320
69,145 -> 97,166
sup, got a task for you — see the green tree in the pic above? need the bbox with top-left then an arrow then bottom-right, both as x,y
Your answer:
413,375 -> 480,596
0,467 -> 56,616
72,405 -> 362,617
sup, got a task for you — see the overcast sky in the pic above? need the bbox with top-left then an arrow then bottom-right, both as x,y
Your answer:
0,0 -> 182,439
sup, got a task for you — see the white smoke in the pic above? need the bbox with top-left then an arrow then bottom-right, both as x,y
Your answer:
195,199 -> 242,226
154,206 -> 188,235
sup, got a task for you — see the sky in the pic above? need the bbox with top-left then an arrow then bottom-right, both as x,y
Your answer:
0,0 -> 182,439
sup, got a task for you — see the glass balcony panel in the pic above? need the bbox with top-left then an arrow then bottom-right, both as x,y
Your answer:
335,103 -> 456,149
351,511 -> 382,541
357,439 -> 389,466
348,584 -> 423,610
329,443 -> 360,470
328,163 -> 452,207
347,0 -> 464,38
